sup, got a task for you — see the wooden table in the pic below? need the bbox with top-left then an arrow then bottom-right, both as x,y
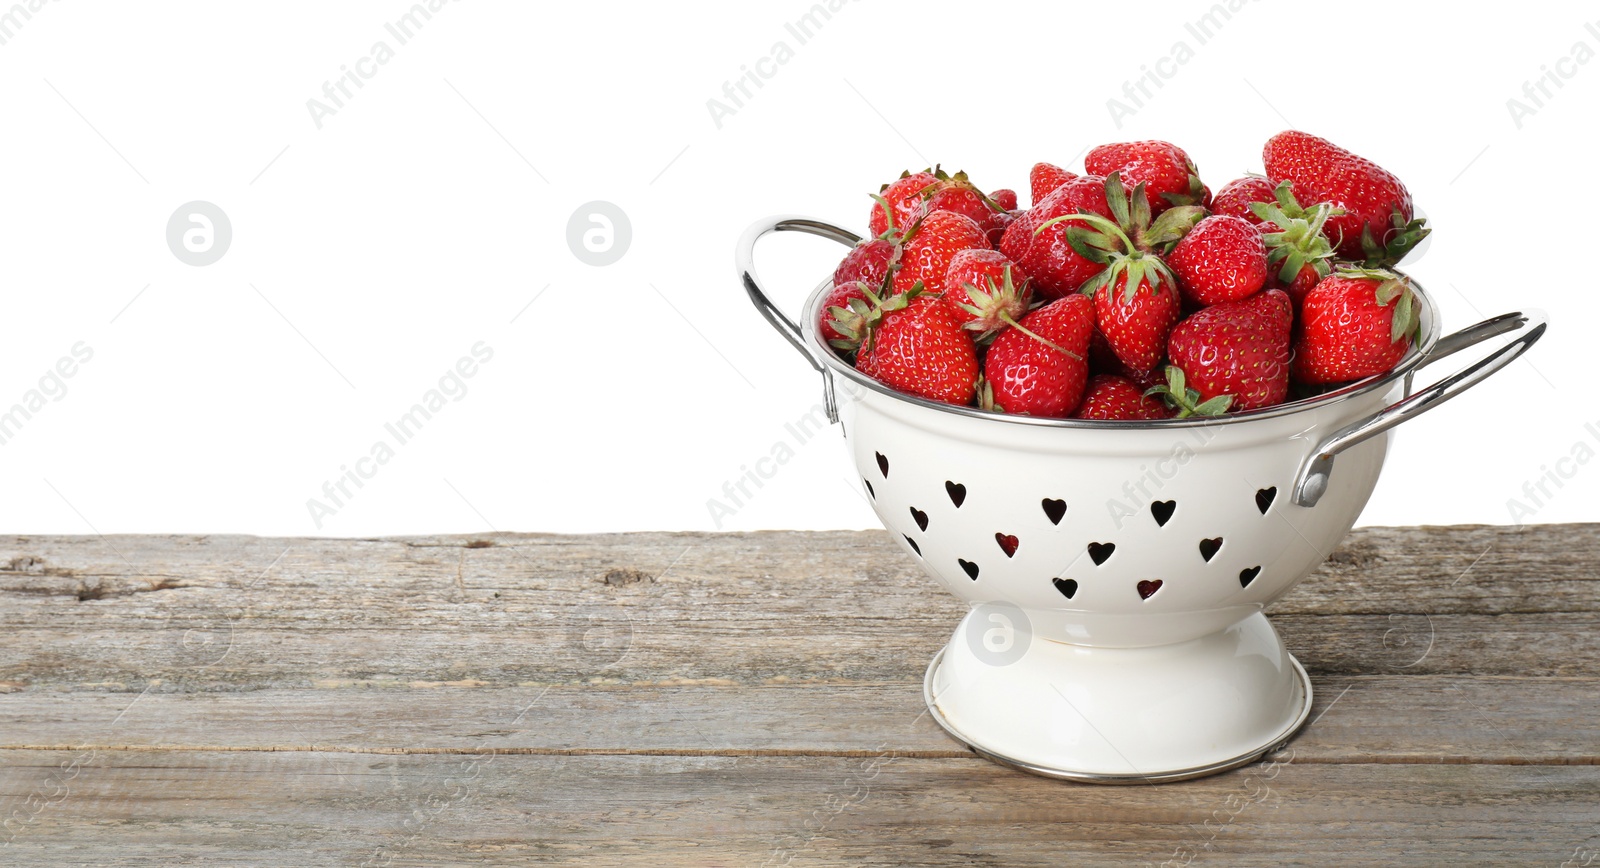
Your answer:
0,525 -> 1596,866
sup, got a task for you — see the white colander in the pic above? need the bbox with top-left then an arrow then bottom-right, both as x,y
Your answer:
737,216 -> 1546,783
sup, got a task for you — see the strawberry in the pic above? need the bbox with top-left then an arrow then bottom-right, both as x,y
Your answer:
1280,262 -> 1322,314
1073,374 -> 1170,420
1091,257 -> 1181,374
833,238 -> 898,290
1210,175 -> 1277,226
869,171 -> 938,238
981,294 -> 1094,417
1167,214 -> 1268,306
1032,181 -> 1195,373
1085,140 -> 1205,214
855,291 -> 979,405
1253,198 -> 1339,317
1230,284 -> 1294,334
981,187 -> 1022,247
944,249 -> 1031,342
890,210 -> 989,297
1164,289 -> 1292,412
1029,162 -> 1078,205
999,175 -> 1114,299
820,280 -> 871,344
983,208 -> 1017,247
1262,131 -> 1429,265
1292,268 -> 1420,384
922,167 -> 1006,232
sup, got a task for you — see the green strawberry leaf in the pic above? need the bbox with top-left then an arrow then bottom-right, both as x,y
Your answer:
1146,205 -> 1206,251
1104,172 -> 1132,228
1391,285 -> 1419,345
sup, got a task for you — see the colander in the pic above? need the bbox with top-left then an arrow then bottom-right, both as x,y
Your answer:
736,215 -> 1546,783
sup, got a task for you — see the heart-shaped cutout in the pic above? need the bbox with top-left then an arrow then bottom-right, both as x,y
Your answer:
959,558 -> 979,580
1199,537 -> 1222,562
876,452 -> 889,477
863,478 -> 875,499
1239,565 -> 1261,588
1087,542 -> 1115,566
1052,578 -> 1078,600
1151,500 -> 1176,526
1042,498 -> 1067,525
1136,579 -> 1163,600
1255,487 -> 1276,514
909,506 -> 929,532
903,535 -> 921,557
995,533 -> 1018,557
946,481 -> 967,507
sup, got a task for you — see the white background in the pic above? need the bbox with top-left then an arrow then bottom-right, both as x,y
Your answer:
0,0 -> 1592,536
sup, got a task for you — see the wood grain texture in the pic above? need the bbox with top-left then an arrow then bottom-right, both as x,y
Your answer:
0,678 -> 1597,764
2,752 -> 1598,867
0,524 -> 1596,864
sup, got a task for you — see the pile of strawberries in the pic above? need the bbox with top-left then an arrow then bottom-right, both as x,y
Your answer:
823,131 -> 1430,420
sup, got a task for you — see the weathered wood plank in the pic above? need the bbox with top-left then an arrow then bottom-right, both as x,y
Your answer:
0,527 -> 1594,864
3,525 -> 1597,619
1,526 -> 1597,692
1,751 -> 1597,867
0,677 -> 1596,766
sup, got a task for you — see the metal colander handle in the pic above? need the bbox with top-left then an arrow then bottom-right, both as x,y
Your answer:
1292,309 -> 1549,507
736,216 -> 862,422
737,215 -> 861,369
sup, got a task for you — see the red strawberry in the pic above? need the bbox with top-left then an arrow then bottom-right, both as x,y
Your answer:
1292,268 -> 1420,384
890,210 -> 989,296
1029,162 -> 1078,205
1167,214 -> 1268,306
1073,374 -> 1170,420
1210,175 -> 1277,226
982,294 -> 1094,417
1164,288 -> 1292,412
820,280 -> 870,344
991,188 -> 1019,211
922,167 -> 1005,231
1281,262 -> 1321,311
1031,189 -> 1192,374
856,292 -> 979,405
1263,131 -> 1428,264
999,175 -> 1113,299
1091,255 -> 1182,374
869,171 -> 938,238
984,208 -> 1018,247
833,238 -> 898,290
1254,199 -> 1339,318
1230,285 -> 1294,334
1085,140 -> 1205,214
944,249 -> 1031,342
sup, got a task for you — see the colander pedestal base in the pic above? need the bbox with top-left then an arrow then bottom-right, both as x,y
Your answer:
924,610 -> 1312,784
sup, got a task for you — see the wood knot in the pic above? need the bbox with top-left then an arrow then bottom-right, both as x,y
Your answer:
602,568 -> 653,586
6,556 -> 47,573
1326,541 -> 1380,570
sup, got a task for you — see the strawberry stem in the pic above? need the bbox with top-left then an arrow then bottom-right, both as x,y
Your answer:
1034,211 -> 1134,252
998,311 -> 1082,361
